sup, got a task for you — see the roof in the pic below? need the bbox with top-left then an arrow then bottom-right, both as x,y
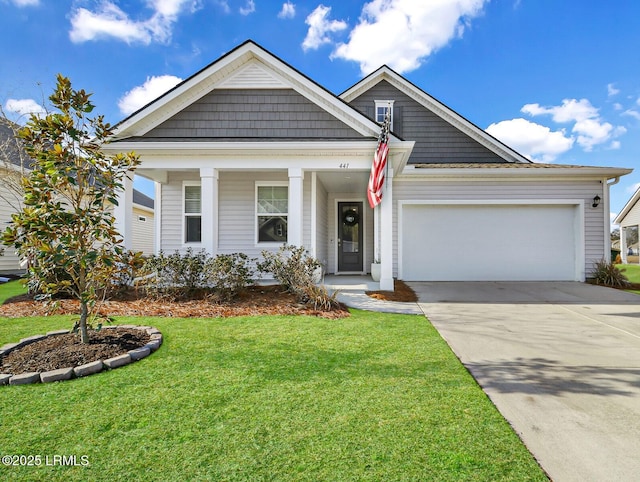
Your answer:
614,186 -> 640,225
0,118 -> 32,170
133,189 -> 154,209
340,65 -> 533,164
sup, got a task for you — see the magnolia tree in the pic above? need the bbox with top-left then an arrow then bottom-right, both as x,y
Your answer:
1,75 -> 141,343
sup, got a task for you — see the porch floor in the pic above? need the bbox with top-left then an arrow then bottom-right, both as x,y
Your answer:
322,275 -> 379,292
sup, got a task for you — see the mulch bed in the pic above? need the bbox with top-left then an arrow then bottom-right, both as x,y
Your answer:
0,327 -> 150,375
0,285 -> 350,319
365,280 -> 418,302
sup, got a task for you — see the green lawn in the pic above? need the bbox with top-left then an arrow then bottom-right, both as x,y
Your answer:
0,279 -> 26,305
0,288 -> 546,480
616,264 -> 640,294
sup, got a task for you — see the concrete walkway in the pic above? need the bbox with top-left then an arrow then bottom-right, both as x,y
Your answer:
411,282 -> 640,482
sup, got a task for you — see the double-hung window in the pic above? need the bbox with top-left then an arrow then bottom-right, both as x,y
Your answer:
256,183 -> 288,243
183,182 -> 201,244
375,100 -> 394,130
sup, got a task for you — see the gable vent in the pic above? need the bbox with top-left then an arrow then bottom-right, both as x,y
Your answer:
216,61 -> 288,89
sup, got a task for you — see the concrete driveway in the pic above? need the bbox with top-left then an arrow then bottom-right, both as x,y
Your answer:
410,282 -> 640,482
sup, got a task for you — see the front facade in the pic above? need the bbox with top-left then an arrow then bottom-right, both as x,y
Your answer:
105,41 -> 630,290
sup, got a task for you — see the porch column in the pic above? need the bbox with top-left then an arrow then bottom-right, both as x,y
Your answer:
200,167 -> 219,255
620,227 -> 627,264
288,167 -> 304,247
154,181 -> 162,255
114,174 -> 133,251
380,167 -> 394,291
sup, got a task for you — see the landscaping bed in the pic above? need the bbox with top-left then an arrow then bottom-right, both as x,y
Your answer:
0,284 -> 350,319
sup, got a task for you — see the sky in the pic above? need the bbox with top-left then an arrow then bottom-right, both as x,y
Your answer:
1,0 -> 640,226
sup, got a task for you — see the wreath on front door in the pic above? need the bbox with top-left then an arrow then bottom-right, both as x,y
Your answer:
342,209 -> 359,226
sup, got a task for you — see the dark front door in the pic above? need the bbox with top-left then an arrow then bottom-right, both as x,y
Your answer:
338,202 -> 363,272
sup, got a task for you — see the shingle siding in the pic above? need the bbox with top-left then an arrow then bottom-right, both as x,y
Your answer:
143,89 -> 363,140
348,80 -> 504,164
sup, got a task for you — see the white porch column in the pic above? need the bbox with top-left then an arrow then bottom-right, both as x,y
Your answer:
373,204 -> 381,262
114,174 -> 133,250
153,181 -> 162,255
200,167 -> 219,255
621,227 -> 628,264
380,168 -> 394,291
288,167 -> 304,247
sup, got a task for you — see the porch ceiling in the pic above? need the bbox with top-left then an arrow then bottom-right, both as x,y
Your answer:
317,171 -> 369,193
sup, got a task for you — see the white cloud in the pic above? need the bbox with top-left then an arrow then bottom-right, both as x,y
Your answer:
607,83 -> 620,97
118,75 -> 183,115
69,0 -> 197,44
302,5 -> 347,51
8,0 -> 40,6
522,98 -> 625,152
622,109 -> 640,121
4,98 -> 46,117
626,182 -> 640,194
278,1 -> 295,19
486,118 -> 574,163
239,0 -> 255,15
331,0 -> 488,75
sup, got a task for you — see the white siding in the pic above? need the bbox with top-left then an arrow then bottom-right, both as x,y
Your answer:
393,178 -> 605,278
132,206 -> 155,255
619,200 -> 640,228
161,171 -> 200,253
316,178 -> 329,269
0,174 -> 23,273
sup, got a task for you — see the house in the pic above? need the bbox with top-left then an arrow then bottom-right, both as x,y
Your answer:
614,186 -> 640,264
103,40 -> 631,290
0,119 -> 155,273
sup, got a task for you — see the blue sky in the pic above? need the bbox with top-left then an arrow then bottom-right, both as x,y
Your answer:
2,0 -> 639,224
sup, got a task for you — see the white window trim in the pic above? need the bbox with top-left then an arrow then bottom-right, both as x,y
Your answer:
255,181 -> 289,246
375,99 -> 394,130
182,181 -> 202,247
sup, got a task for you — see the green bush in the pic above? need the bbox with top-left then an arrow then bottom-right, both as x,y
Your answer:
591,259 -> 630,287
206,252 -> 255,301
140,249 -> 255,300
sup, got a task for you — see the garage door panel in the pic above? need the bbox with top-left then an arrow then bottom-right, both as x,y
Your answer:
401,204 -> 577,281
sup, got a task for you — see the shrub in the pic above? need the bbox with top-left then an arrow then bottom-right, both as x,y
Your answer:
591,259 -> 630,287
140,250 -> 255,300
257,245 -> 321,296
206,253 -> 255,301
140,249 -> 209,299
302,283 -> 342,311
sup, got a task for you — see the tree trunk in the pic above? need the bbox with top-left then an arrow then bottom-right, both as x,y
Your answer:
79,301 -> 90,344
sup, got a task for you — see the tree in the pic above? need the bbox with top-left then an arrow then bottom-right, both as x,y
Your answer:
1,75 -> 140,343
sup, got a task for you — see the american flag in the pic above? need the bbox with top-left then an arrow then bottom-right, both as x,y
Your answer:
367,106 -> 391,209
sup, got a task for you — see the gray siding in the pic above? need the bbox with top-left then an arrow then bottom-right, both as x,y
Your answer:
349,80 -> 504,164
0,178 -> 21,272
393,178 -> 605,278
132,206 -> 155,255
144,89 -> 363,140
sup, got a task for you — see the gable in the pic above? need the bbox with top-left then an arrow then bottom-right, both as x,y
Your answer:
141,88 -> 363,141
348,80 -> 504,164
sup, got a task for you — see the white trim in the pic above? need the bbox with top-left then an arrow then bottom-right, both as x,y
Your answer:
255,181 -> 289,247
333,198 -> 367,274
182,180 -> 202,248
397,199 -> 585,282
310,172 -> 317,257
375,99 -> 395,130
154,182 -> 162,255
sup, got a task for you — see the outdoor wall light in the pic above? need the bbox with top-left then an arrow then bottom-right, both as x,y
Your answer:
592,195 -> 601,208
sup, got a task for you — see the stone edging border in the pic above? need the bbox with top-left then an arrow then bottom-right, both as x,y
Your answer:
0,325 -> 163,386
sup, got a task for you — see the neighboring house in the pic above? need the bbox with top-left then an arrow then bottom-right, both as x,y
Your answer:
132,189 -> 155,255
103,40 -> 631,290
0,119 -> 156,272
614,186 -> 640,264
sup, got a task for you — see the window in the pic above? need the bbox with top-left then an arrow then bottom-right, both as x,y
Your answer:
375,100 -> 394,130
256,183 -> 288,243
184,183 -> 201,243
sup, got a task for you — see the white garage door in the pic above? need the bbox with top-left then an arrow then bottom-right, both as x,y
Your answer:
400,203 -> 579,281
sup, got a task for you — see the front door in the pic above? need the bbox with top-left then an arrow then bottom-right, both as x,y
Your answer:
338,202 -> 363,272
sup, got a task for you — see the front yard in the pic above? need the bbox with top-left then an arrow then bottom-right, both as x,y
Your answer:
0,282 -> 546,481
